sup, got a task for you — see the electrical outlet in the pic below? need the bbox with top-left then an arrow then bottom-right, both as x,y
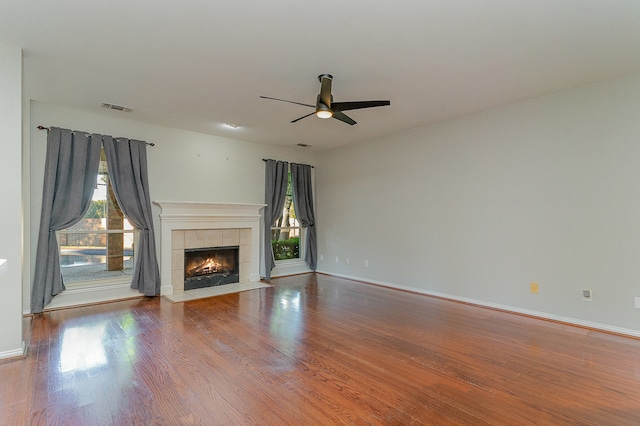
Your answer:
530,282 -> 539,294
582,289 -> 593,301
635,297 -> 640,309
320,254 -> 324,261
345,257 -> 350,265
335,256 -> 339,263
364,260 -> 369,268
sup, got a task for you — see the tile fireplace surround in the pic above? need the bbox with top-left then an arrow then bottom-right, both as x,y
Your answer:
153,202 -> 265,295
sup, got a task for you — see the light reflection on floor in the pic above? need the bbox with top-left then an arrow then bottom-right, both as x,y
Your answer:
270,289 -> 304,355
279,290 -> 301,311
60,323 -> 108,373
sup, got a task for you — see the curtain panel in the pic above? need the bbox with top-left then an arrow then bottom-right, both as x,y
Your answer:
263,159 -> 289,279
31,128 -> 102,313
290,163 -> 317,271
103,137 -> 161,296
31,127 -> 160,313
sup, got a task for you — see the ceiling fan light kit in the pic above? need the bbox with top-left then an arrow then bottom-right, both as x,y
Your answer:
261,74 -> 390,125
316,104 -> 333,119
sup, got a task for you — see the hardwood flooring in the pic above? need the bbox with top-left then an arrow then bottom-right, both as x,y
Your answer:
2,273 -> 640,425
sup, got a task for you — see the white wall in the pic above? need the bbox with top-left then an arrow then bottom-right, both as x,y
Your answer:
316,72 -> 640,334
0,42 -> 25,357
26,102 -> 315,312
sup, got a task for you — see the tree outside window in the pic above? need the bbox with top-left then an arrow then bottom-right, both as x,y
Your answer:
271,171 -> 301,260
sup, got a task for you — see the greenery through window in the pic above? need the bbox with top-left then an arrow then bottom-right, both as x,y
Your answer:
271,170 -> 301,261
58,149 -> 135,284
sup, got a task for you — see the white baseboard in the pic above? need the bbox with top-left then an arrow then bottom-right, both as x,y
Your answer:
0,341 -> 26,360
318,270 -> 640,339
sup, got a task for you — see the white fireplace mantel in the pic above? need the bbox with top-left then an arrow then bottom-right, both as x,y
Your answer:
153,201 -> 265,295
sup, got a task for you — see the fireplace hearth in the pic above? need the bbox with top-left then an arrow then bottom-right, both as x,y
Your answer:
184,246 -> 239,290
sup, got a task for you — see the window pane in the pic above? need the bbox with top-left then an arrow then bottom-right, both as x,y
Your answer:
60,231 -> 135,284
271,228 -> 300,260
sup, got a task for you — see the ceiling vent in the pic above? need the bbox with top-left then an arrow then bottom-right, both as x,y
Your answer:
101,103 -> 134,113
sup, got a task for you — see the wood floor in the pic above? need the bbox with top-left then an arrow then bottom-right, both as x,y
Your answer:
2,274 -> 640,425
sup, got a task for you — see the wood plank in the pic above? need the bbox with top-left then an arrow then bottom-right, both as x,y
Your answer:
1,273 -> 639,424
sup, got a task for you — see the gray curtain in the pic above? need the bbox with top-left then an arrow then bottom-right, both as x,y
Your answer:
31,128 -> 102,313
263,159 -> 289,279
103,137 -> 161,296
291,163 -> 317,271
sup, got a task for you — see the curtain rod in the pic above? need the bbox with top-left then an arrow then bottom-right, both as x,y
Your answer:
262,158 -> 314,168
37,126 -> 155,146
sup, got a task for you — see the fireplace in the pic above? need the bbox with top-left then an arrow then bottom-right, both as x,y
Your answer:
184,246 -> 239,290
153,201 -> 265,296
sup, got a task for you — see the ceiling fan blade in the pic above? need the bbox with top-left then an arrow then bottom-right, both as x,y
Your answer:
331,100 -> 390,112
260,96 -> 315,109
332,111 -> 357,125
318,74 -> 333,107
291,111 -> 316,123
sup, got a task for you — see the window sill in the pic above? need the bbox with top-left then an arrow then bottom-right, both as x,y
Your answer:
36,281 -> 141,314
271,258 -> 311,278
65,277 -> 132,290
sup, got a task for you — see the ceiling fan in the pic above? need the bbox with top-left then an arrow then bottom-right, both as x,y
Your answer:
260,74 -> 390,125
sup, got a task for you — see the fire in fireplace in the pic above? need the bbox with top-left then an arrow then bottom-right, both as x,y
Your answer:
184,246 -> 239,290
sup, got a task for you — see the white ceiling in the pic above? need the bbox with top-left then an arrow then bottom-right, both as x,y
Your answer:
2,1 -> 640,151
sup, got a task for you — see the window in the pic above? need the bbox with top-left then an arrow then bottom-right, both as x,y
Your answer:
271,170 -> 302,261
58,150 -> 135,285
